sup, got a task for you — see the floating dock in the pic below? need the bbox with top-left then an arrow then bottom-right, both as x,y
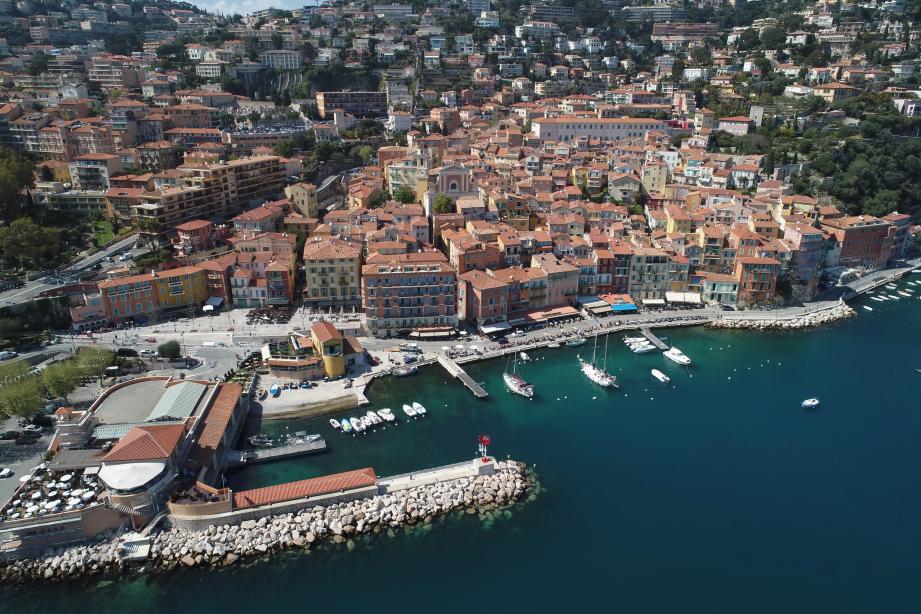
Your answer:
639,328 -> 669,350
436,353 -> 488,398
225,438 -> 327,467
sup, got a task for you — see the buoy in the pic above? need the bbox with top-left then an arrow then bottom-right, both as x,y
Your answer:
727,376 -> 731,380
592,396 -> 597,400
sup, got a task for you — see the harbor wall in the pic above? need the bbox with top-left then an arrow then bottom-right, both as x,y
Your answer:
0,459 -> 534,582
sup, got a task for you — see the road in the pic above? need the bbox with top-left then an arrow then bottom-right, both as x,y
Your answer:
0,234 -> 138,306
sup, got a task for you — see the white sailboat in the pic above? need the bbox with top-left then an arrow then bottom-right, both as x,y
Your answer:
578,335 -> 618,388
503,352 -> 535,398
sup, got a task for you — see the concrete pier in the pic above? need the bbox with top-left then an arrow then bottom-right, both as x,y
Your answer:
436,353 -> 488,398
639,328 -> 669,350
225,438 -> 327,467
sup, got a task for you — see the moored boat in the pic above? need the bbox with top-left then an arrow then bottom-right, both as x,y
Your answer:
340,419 -> 352,433
628,341 -> 656,354
519,351 -> 531,362
365,410 -> 381,425
651,369 -> 670,384
663,347 -> 691,365
862,305 -> 873,311
391,364 -> 418,377
402,403 -> 417,418
801,398 -> 820,409
329,418 -> 341,430
377,408 -> 395,422
504,352 -> 535,398
578,335 -> 618,388
411,401 -> 427,416
565,337 -> 587,347
349,417 -> 364,432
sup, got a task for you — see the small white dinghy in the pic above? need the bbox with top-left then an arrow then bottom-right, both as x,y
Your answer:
412,401 -> 427,416
862,305 -> 873,312
651,369 -> 670,384
329,418 -> 341,430
801,398 -> 820,409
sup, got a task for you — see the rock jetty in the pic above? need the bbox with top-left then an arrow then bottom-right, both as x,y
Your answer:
709,302 -> 856,331
0,461 -> 533,583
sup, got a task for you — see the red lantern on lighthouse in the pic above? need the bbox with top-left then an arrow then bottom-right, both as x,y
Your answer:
477,434 -> 491,462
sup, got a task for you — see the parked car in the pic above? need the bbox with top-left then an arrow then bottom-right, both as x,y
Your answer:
0,431 -> 20,440
0,351 -> 18,361
0,468 -> 12,478
139,349 -> 157,358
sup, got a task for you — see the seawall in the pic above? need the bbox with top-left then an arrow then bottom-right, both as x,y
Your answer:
0,460 -> 534,583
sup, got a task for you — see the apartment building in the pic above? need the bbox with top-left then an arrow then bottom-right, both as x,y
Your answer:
260,49 -> 303,70
68,153 -> 123,190
531,117 -> 663,143
734,257 -> 781,306
361,254 -> 458,337
316,91 -> 388,118
302,238 -> 362,308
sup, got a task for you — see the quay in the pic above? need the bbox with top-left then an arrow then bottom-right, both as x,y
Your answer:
224,438 -> 327,468
639,328 -> 669,350
436,353 -> 489,398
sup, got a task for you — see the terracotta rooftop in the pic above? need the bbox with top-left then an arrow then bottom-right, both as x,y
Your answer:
194,383 -> 241,452
311,321 -> 341,344
233,467 -> 378,509
103,423 -> 186,463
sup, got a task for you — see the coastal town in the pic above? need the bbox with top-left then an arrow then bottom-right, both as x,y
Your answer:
0,0 -> 918,584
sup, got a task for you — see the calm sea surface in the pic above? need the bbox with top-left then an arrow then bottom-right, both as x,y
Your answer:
3,282 -> 920,614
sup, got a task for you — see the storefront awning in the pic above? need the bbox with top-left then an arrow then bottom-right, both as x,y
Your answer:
480,321 -> 511,334
665,292 -> 702,304
642,299 -> 666,306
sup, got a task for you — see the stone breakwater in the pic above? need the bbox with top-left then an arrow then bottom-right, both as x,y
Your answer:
0,461 -> 533,583
709,303 -> 856,331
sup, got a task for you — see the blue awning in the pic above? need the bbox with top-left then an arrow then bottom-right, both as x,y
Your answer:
611,303 -> 637,312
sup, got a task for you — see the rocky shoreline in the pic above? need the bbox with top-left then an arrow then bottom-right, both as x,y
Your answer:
708,302 -> 856,331
0,461 -> 534,583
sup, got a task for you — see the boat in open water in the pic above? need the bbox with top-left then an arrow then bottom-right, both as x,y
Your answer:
578,335 -> 618,388
651,369 -> 670,384
503,352 -> 535,398
663,347 -> 691,365
801,398 -> 820,409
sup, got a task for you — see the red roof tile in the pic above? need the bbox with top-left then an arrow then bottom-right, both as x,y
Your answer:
103,423 -> 186,463
233,468 -> 378,508
195,383 -> 241,451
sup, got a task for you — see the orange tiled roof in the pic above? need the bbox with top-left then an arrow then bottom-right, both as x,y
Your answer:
233,467 -> 378,508
195,383 -> 241,451
103,423 -> 186,463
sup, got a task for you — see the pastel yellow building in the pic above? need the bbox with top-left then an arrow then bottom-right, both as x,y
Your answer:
153,266 -> 208,310
310,321 -> 345,378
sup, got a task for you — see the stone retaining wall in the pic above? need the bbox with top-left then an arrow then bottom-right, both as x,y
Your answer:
709,302 -> 856,330
0,461 -> 533,583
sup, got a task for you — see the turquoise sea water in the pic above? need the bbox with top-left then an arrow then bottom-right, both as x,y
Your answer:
3,284 -> 921,614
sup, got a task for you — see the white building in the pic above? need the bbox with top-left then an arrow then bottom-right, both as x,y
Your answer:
531,116 -> 663,143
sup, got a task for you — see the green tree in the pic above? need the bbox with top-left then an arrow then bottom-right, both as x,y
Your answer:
0,218 -> 62,271
0,147 -> 35,222
690,46 -> 712,66
76,347 -> 114,383
392,186 -> 416,203
737,28 -> 760,51
41,362 -> 81,402
158,340 -> 182,359
27,52 -> 49,76
760,27 -> 786,50
274,140 -> 295,157
0,359 -> 30,385
0,378 -> 42,418
368,189 -> 389,208
432,194 -> 454,214
0,318 -> 20,344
